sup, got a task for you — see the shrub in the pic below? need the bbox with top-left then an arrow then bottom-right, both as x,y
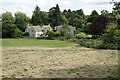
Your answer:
76,32 -> 87,39
12,27 -> 23,38
65,32 -> 74,40
79,39 -> 103,49
59,25 -> 70,36
101,22 -> 120,49
22,32 -> 29,36
59,36 -> 67,41
86,35 -> 92,39
92,35 -> 100,39
54,32 -> 61,37
46,30 -> 55,40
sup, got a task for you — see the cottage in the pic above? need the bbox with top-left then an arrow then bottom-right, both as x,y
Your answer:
55,25 -> 76,34
25,24 -> 53,38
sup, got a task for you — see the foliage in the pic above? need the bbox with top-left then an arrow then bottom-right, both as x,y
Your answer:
2,23 -> 22,38
63,9 -> 74,25
101,22 -> 120,49
61,15 -> 69,25
89,15 -> 111,35
110,0 -> 120,19
76,32 -> 87,39
72,18 -> 84,29
87,10 -> 99,22
75,28 -> 82,34
65,32 -> 74,40
31,5 -> 48,26
12,27 -> 22,38
22,32 -> 29,36
49,4 -> 63,28
86,35 -> 92,39
84,22 -> 91,33
79,39 -> 103,49
46,30 -> 55,40
2,12 -> 22,38
54,32 -> 61,37
63,9 -> 85,29
15,12 -> 30,32
2,12 -> 15,23
59,25 -> 70,36
59,25 -> 74,39
101,10 -> 109,16
101,10 -> 115,18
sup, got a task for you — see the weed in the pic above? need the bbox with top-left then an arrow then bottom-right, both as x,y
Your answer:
67,69 -> 77,74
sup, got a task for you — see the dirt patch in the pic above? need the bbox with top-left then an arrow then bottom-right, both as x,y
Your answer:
2,47 -> 118,78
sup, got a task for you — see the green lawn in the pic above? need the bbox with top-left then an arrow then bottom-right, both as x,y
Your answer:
2,38 -> 78,48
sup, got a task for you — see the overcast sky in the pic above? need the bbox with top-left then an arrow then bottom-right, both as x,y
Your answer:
0,0 -> 119,17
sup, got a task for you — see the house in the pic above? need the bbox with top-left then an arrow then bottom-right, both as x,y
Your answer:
55,25 -> 76,34
25,24 -> 53,38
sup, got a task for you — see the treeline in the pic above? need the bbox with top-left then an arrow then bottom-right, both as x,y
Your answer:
1,1 -> 119,38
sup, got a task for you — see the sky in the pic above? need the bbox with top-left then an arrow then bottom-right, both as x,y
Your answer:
0,0 -> 119,17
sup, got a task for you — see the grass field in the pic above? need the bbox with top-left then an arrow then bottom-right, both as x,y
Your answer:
2,38 -> 78,48
2,39 -> 119,78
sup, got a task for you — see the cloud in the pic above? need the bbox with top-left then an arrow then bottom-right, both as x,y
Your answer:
0,0 -> 119,17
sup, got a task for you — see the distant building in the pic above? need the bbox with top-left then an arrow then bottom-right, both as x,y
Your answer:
55,25 -> 76,34
25,24 -> 53,38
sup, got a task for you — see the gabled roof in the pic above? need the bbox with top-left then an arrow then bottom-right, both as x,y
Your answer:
26,24 -> 52,32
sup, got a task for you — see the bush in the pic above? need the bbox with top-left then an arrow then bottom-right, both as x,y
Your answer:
22,32 -> 29,36
76,32 -> 87,39
12,28 -> 23,38
59,25 -> 70,36
46,30 -> 55,40
101,22 -> 120,49
54,32 -> 61,37
75,28 -> 83,34
86,35 -> 92,39
92,35 -> 100,39
65,32 -> 74,40
79,39 -> 103,49
59,36 -> 67,41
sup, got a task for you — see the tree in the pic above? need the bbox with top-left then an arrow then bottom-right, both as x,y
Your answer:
2,12 -> 22,38
2,12 -> 14,24
101,10 -> 115,18
61,14 -> 68,25
83,22 -> 91,33
72,18 -> 84,29
101,22 -> 120,49
55,4 -> 62,26
41,11 -> 49,25
76,9 -> 85,19
49,4 -> 63,28
89,15 -> 111,35
110,0 -> 120,19
31,5 -> 43,25
15,12 -> 30,32
87,10 -> 99,22
101,10 -> 109,16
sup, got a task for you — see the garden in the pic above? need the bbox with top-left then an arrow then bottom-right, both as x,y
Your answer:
1,0 -> 120,79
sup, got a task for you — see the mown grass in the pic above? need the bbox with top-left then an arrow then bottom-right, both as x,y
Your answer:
2,38 -> 78,48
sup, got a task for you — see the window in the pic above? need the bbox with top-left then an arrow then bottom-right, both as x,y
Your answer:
31,30 -> 34,32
